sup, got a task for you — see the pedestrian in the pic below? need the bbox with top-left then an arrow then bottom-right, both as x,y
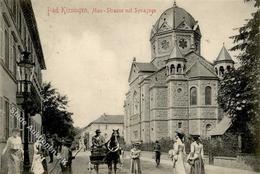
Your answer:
153,140 -> 161,167
188,135 -> 205,174
60,138 -> 75,174
83,136 -> 88,151
31,139 -> 44,174
41,134 -> 49,174
1,128 -> 23,174
47,134 -> 54,163
169,130 -> 187,174
130,142 -> 142,174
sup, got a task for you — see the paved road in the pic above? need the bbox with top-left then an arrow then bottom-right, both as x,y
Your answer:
47,151 -> 260,174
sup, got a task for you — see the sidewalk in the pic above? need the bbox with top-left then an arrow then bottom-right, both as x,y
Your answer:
124,151 -> 260,174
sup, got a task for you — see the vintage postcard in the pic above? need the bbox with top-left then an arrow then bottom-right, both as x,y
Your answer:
0,0 -> 259,173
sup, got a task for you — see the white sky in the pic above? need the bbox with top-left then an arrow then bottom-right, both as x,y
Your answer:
31,0 -> 255,127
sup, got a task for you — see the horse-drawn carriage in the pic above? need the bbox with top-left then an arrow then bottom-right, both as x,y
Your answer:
88,129 -> 122,174
89,147 -> 108,165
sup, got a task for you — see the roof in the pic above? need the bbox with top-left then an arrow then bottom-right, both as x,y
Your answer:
20,0 -> 46,69
92,114 -> 124,124
187,60 -> 218,78
135,62 -> 157,72
208,116 -> 232,136
216,46 -> 234,62
151,4 -> 200,39
169,41 -> 183,58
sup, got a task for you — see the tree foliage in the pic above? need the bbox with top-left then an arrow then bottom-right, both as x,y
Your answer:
41,82 -> 76,138
218,0 -> 260,153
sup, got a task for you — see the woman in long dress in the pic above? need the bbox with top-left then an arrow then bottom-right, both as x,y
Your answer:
130,142 -> 142,174
169,131 -> 187,174
31,139 -> 44,174
2,128 -> 23,174
189,135 -> 205,174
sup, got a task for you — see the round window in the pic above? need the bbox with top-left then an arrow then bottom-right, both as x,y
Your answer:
177,88 -> 182,93
206,124 -> 212,131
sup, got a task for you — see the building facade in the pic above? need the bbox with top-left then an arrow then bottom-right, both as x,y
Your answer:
82,114 -> 124,148
0,0 -> 46,171
124,3 -> 234,144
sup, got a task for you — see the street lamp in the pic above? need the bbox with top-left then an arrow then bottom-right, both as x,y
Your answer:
17,50 -> 35,173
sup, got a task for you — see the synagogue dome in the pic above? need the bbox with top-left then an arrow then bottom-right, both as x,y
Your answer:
150,4 -> 200,39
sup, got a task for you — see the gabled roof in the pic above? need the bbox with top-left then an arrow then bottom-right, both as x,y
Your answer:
208,116 -> 232,136
93,114 -> 124,124
169,42 -> 183,58
135,62 -> 157,72
216,46 -> 233,62
128,61 -> 157,82
187,60 -> 218,78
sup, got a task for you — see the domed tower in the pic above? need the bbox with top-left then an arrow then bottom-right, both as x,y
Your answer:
214,44 -> 234,78
150,2 -> 201,69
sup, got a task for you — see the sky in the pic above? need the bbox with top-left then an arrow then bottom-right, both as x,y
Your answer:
31,0 -> 255,128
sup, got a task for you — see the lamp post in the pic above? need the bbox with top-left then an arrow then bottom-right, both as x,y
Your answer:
17,51 -> 35,173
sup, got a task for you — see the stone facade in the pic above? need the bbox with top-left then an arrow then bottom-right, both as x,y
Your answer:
124,3 -> 234,144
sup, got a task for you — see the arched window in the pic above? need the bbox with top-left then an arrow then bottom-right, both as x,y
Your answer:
215,67 -> 218,75
133,91 -> 138,114
219,66 -> 224,76
205,86 -> 212,105
190,87 -> 197,105
227,65 -> 231,72
170,64 -> 175,74
177,64 -> 182,73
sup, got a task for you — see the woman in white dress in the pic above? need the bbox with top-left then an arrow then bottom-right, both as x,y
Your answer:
31,139 -> 44,174
2,128 -> 23,174
169,131 -> 187,174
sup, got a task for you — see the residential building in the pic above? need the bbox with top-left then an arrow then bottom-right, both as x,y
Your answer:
82,114 -> 124,148
0,0 -> 46,171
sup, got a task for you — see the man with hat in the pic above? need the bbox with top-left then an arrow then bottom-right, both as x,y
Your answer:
91,129 -> 105,148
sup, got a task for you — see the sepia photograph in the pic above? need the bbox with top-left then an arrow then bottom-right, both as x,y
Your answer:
0,0 -> 259,173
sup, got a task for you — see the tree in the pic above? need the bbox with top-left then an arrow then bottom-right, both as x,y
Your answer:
41,82 -> 75,138
218,0 -> 260,153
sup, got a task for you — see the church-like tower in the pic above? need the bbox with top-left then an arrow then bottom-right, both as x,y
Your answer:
124,2 -> 235,144
150,2 -> 201,69
214,45 -> 235,78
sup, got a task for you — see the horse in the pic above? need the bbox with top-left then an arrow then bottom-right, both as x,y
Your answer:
105,129 -> 121,174
89,129 -> 121,174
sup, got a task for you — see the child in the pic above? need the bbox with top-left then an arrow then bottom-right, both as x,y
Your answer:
130,142 -> 142,174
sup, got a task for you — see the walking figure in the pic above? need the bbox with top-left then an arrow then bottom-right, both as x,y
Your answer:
130,142 -> 142,174
60,138 -> 75,174
31,139 -> 45,174
1,128 -> 23,174
188,135 -> 205,174
153,140 -> 161,167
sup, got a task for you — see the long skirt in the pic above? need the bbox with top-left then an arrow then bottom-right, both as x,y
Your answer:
190,157 -> 205,174
7,149 -> 22,174
31,155 -> 44,174
174,153 -> 187,174
130,158 -> 142,174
